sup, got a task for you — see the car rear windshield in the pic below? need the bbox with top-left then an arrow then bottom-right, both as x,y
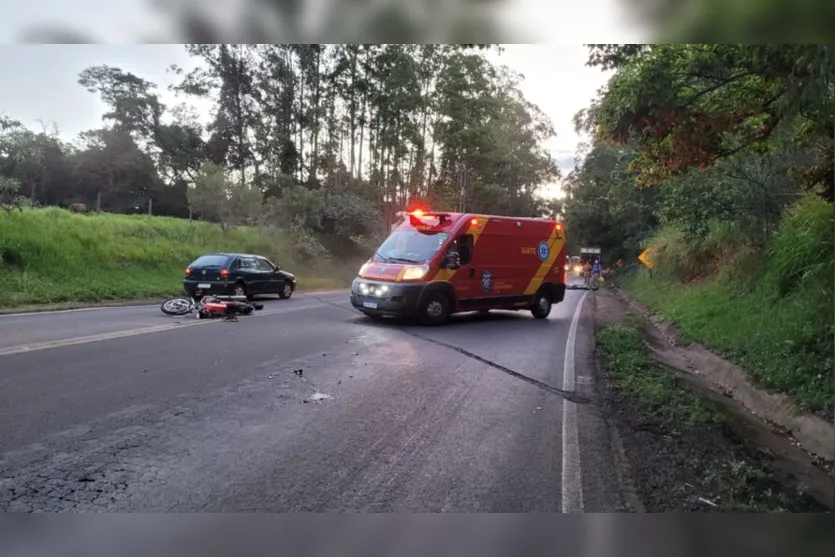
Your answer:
189,255 -> 229,268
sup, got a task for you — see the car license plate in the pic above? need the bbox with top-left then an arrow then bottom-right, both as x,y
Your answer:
198,283 -> 211,289
363,300 -> 378,309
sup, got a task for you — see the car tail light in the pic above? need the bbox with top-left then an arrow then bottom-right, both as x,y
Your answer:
220,269 -> 229,278
185,268 -> 191,276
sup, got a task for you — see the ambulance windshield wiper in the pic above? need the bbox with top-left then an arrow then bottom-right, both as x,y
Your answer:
373,251 -> 391,263
388,257 -> 421,264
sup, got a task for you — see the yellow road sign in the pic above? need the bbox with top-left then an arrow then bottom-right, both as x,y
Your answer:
638,248 -> 655,269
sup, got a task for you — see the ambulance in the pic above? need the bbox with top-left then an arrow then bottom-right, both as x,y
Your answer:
350,209 -> 567,325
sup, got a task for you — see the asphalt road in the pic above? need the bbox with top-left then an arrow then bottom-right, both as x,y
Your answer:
0,284 -> 623,512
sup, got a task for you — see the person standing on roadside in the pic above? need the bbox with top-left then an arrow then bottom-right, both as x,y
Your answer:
592,259 -> 601,284
583,260 -> 592,286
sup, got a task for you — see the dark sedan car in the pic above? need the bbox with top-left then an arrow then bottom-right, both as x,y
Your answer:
183,253 -> 297,300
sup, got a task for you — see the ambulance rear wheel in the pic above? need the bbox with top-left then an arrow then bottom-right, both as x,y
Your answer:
531,292 -> 552,319
419,293 -> 450,326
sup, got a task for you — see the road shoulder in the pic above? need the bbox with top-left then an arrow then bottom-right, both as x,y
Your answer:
592,287 -> 832,512
0,287 -> 347,316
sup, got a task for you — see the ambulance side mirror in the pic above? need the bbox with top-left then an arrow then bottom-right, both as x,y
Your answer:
443,253 -> 460,270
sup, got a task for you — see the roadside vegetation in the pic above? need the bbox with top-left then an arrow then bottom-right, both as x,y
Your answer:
0,207 -> 364,307
0,45 -> 560,309
597,316 -> 827,512
564,45 -> 834,415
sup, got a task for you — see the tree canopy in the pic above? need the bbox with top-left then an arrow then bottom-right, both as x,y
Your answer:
565,44 -> 834,263
0,44 -> 560,253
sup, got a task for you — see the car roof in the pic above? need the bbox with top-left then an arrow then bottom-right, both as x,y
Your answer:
202,252 -> 264,258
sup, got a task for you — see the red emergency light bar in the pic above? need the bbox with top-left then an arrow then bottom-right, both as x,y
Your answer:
407,210 -> 453,228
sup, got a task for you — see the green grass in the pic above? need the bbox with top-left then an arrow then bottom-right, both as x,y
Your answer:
0,207 -> 364,308
621,271 -> 833,416
619,197 -> 834,416
597,320 -> 718,428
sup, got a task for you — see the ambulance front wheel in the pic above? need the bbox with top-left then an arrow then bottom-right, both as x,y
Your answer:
531,292 -> 552,319
419,293 -> 451,326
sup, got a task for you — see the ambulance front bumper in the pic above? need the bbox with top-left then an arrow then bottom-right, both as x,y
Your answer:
350,278 -> 426,316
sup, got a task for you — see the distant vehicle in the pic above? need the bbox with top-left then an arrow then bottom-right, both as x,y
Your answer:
350,209 -> 567,325
183,253 -> 296,300
568,255 -> 582,275
579,247 -> 602,268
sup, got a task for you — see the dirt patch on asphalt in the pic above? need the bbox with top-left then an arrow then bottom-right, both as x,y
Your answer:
593,289 -> 832,512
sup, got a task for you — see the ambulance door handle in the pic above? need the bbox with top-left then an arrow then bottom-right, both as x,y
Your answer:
469,267 -> 476,278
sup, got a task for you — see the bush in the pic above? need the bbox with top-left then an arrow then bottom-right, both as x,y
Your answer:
288,221 -> 330,265
766,196 -> 834,298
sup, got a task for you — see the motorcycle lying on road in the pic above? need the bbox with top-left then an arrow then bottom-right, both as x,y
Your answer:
160,295 -> 264,320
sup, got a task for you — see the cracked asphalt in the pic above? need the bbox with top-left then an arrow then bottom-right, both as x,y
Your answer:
0,285 -> 622,512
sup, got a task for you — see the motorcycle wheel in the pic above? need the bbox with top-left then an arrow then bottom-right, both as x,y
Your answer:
161,298 -> 194,316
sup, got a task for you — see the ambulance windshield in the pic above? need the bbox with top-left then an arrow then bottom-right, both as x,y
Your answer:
373,230 -> 450,264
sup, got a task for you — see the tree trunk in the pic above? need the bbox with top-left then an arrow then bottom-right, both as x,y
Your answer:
235,44 -> 247,189
357,97 -> 366,180
311,46 -> 321,183
349,46 -> 358,178
297,53 -> 305,184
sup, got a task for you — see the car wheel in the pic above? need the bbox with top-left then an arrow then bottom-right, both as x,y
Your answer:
419,293 -> 450,326
530,291 -> 552,319
232,283 -> 249,300
278,281 -> 294,299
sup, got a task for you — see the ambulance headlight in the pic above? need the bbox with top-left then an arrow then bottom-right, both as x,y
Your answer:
401,265 -> 429,281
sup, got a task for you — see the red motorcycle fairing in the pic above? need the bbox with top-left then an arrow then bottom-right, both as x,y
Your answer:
203,302 -> 228,314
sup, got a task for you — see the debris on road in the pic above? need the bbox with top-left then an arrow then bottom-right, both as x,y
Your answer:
308,391 -> 333,403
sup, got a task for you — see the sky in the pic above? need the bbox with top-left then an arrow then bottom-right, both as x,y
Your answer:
0,1 -> 648,199
0,43 -> 614,199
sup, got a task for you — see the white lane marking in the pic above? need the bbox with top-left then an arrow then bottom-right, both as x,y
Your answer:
0,290 -> 349,319
561,290 -> 587,513
0,303 -> 325,357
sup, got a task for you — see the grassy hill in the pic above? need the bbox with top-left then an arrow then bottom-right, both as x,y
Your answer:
614,197 -> 834,416
0,207 -> 364,308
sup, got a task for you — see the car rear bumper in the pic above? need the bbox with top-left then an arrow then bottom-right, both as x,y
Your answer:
183,279 -> 234,297
350,278 -> 426,316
